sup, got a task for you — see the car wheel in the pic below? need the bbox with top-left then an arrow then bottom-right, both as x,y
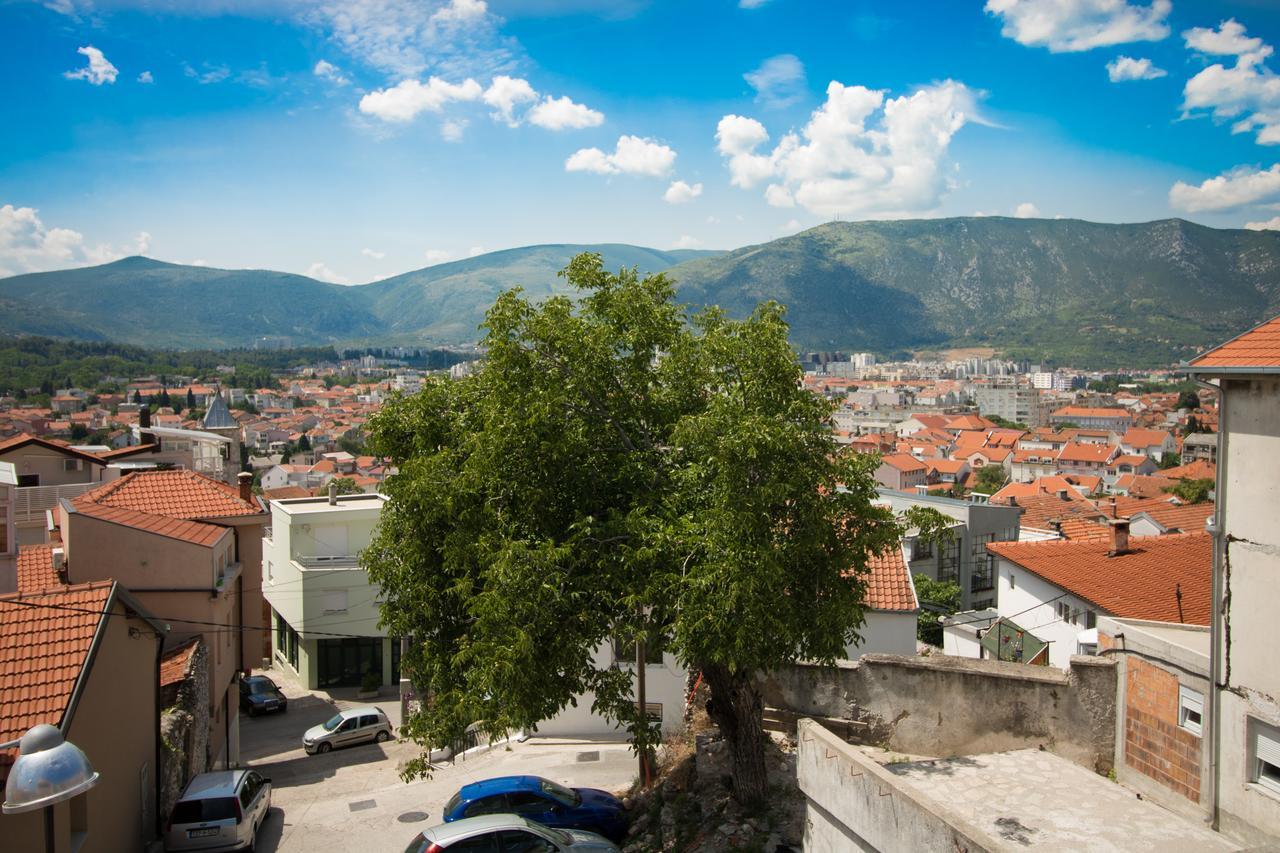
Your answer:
247,825 -> 257,853
318,742 -> 332,754
375,730 -> 390,743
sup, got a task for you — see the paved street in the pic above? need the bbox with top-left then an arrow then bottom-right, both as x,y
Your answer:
239,666 -> 637,853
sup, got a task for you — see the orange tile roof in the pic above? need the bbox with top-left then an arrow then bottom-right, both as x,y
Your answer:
0,581 -> 114,780
1132,500 -> 1215,533
1057,518 -> 1110,542
1115,473 -> 1176,499
1187,314 -> 1280,369
1052,406 -> 1133,420
16,545 -> 61,594
0,433 -> 108,465
1008,492 -> 1107,530
1057,442 -> 1116,464
262,486 -> 312,500
881,453 -> 927,472
70,499 -> 230,548
78,469 -> 261,519
862,546 -> 917,612
1161,460 -> 1216,481
1121,428 -> 1172,449
988,532 -> 1211,625
160,638 -> 200,688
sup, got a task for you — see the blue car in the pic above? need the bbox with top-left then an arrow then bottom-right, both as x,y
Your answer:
442,776 -> 627,842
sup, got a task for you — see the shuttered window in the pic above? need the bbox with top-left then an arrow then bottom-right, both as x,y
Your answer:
1253,719 -> 1280,795
1178,686 -> 1203,736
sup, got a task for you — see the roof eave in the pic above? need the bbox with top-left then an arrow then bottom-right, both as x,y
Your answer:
1179,365 -> 1280,376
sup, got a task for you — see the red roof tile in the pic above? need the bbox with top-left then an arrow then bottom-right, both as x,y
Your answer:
1188,314 -> 1280,369
862,546 -> 917,612
0,433 -> 108,465
77,469 -> 261,519
70,499 -> 230,548
988,532 -> 1211,624
1057,442 -> 1117,464
1057,518 -> 1110,542
0,581 -> 114,779
881,453 -> 927,473
1161,460 -> 1216,481
160,638 -> 200,688
16,545 -> 61,594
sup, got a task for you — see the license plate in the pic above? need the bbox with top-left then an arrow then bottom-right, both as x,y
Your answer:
189,828 -> 219,838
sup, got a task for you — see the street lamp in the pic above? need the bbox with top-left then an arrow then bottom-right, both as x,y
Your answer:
3,724 -> 100,853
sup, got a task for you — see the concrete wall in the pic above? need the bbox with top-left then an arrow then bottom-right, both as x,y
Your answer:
1216,376 -> 1280,845
797,718 -> 1002,853
759,653 -> 1117,774
0,446 -> 103,487
845,610 -> 917,659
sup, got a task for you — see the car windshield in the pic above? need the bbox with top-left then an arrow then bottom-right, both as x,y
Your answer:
321,713 -> 345,732
538,779 -> 580,807
401,833 -> 429,853
171,797 -> 238,824
248,680 -> 276,695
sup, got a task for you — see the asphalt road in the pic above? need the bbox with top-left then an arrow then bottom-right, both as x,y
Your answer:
237,668 -> 636,853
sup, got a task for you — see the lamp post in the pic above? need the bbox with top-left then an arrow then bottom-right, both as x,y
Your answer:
2,724 -> 100,853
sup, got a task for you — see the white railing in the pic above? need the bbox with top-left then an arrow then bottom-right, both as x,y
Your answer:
295,554 -> 362,570
14,483 -> 97,523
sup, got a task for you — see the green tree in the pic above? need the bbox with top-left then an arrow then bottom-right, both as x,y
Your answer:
187,387 -> 197,409
329,476 -> 362,495
985,414 -> 1027,430
298,433 -> 312,451
973,464 -> 1008,494
913,573 -> 962,646
362,254 -> 947,806
1165,477 -> 1214,504
1158,452 -> 1181,470
1176,390 -> 1201,411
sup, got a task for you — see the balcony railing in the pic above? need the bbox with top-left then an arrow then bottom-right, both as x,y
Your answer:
14,483 -> 96,524
295,554 -> 362,570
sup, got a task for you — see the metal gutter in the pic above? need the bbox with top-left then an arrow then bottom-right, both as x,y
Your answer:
60,581 -> 118,735
1193,376 -> 1226,832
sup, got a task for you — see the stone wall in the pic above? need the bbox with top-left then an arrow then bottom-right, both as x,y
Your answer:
758,652 -> 1117,773
160,640 -> 210,823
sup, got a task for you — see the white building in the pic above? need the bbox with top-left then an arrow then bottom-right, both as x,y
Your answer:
843,545 -> 919,659
263,491 -> 399,690
1185,319 -> 1280,844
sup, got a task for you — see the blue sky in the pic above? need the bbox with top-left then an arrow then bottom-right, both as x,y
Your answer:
3,0 -> 1280,283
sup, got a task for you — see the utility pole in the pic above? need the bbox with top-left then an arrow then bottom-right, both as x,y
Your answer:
636,624 -> 651,786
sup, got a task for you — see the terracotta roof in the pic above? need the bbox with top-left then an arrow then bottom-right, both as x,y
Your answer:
1009,491 -> 1107,530
988,532 -> 1211,625
0,433 -> 108,465
70,499 -> 230,548
991,476 -> 1085,503
1133,501 -> 1214,533
0,581 -> 114,780
262,486 -> 312,500
160,638 -> 200,688
16,545 -> 61,594
1052,406 -> 1132,420
1114,473 -> 1176,499
1109,454 -> 1153,469
862,546 -> 918,612
926,459 -> 968,474
77,469 -> 261,519
881,453 -> 927,473
1057,518 -> 1110,542
1161,460 -> 1216,481
1057,442 -> 1116,464
1187,314 -> 1280,369
1121,428 -> 1172,449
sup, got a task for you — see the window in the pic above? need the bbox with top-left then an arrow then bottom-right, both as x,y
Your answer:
636,701 -> 663,722
612,634 -> 664,665
1085,611 -> 1096,630
359,714 -> 379,729
1252,719 -> 1280,795
63,459 -> 80,472
1179,686 -> 1204,736
506,792 -> 549,816
495,831 -> 557,853
913,538 -> 933,559
1009,574 -> 1015,590
322,590 -> 348,614
464,795 -> 508,818
442,837 -> 498,853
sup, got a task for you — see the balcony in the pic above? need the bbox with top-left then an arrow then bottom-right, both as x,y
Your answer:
294,554 -> 362,570
14,483 -> 97,524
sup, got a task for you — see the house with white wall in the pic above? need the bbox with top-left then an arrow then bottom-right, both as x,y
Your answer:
1184,316 -> 1280,844
981,524 -> 1211,669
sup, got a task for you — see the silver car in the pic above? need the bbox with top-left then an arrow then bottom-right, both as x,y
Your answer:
403,814 -> 620,852
165,769 -> 271,852
302,705 -> 394,755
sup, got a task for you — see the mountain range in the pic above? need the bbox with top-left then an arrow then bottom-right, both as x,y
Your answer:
2,218 -> 1277,367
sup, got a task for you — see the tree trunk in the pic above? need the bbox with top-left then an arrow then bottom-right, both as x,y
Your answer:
700,662 -> 768,807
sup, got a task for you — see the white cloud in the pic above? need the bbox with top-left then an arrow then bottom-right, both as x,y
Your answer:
663,180 -> 703,204
312,0 -> 515,80
779,218 -> 803,234
183,63 -> 231,85
468,245 -> 486,257
361,248 -> 386,259
358,76 -> 483,122
314,59 -> 350,85
441,118 -> 469,141
566,135 -> 676,177
716,79 -> 980,217
1245,215 -> 1280,231
738,0 -> 770,7
984,0 -> 1171,53
133,231 -> 152,255
64,46 -> 118,85
0,204 -> 122,277
1014,201 -> 1041,218
1169,164 -> 1280,212
705,215 -> 721,224
1182,20 -> 1280,146
671,235 -> 701,249
1184,18 -> 1265,57
189,259 -> 209,267
1106,55 -> 1166,81
482,75 -> 537,125
764,183 -> 795,207
424,249 -> 453,264
528,95 -> 604,130
137,70 -> 154,84
744,54 -> 806,108
306,261 -> 349,284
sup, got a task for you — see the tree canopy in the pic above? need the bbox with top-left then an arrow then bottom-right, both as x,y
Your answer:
363,254 -> 945,805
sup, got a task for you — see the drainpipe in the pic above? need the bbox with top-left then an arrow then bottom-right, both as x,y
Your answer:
153,621 -> 164,840
1194,376 -> 1225,832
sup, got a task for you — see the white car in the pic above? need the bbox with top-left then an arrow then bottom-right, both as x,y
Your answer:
165,769 -> 271,852
302,705 -> 394,755
403,814 -> 621,852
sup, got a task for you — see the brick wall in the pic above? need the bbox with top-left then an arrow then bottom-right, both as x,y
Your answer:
1123,655 -> 1201,802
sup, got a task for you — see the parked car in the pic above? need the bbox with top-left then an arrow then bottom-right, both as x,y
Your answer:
442,776 -> 627,842
404,814 -> 619,853
164,769 -> 271,852
302,705 -> 393,755
239,675 -> 287,716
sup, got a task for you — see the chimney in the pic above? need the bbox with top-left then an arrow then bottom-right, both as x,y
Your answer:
1108,518 -> 1131,556
237,471 -> 253,503
139,404 -> 156,447
1108,496 -> 1118,519
328,480 -> 338,506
